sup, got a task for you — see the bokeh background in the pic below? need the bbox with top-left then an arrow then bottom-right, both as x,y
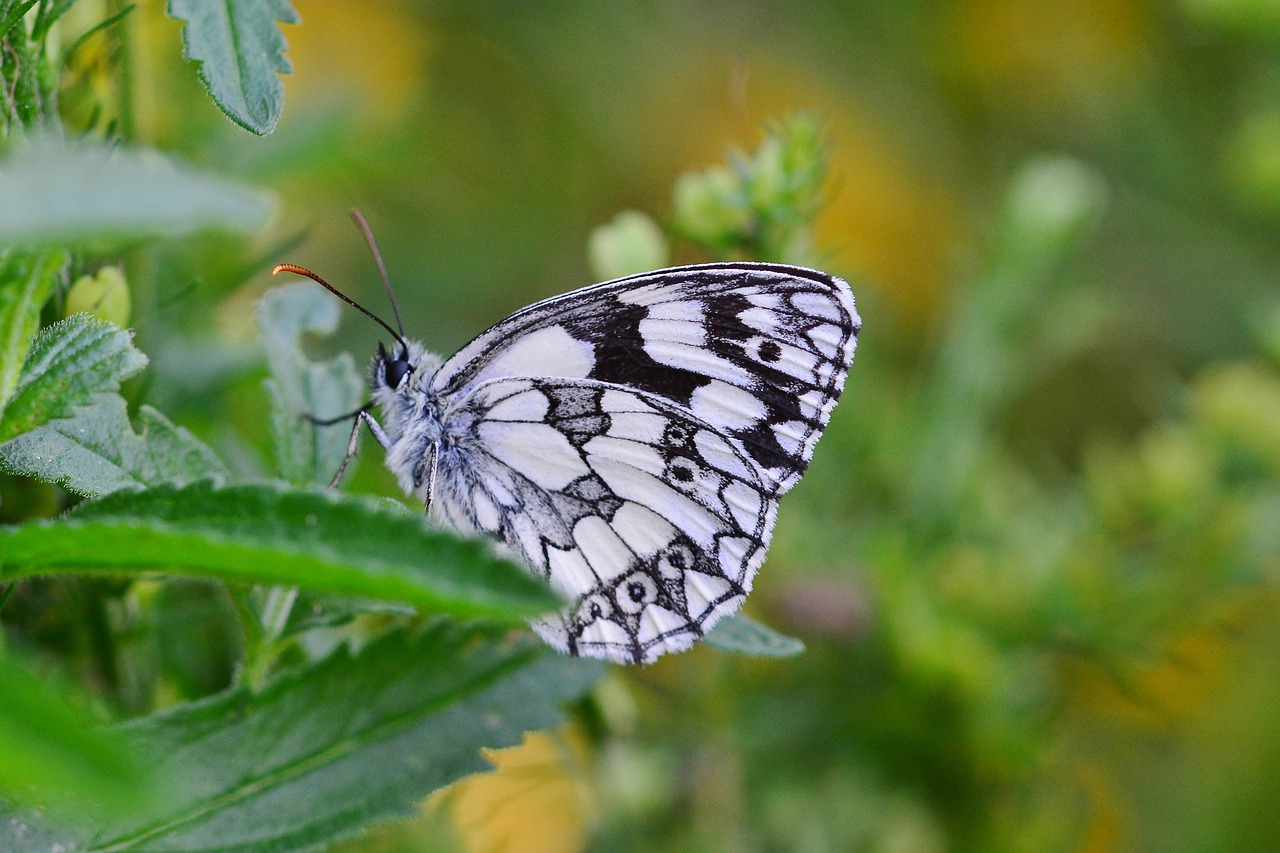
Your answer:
39,1 -> 1280,850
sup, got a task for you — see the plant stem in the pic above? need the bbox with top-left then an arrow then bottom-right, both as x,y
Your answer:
240,585 -> 298,691
9,18 -> 41,128
108,0 -> 133,141
260,585 -> 299,646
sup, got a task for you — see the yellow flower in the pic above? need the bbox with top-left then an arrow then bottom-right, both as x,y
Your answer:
437,728 -> 593,853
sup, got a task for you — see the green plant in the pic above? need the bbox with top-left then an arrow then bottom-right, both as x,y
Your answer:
7,4 -> 1280,851
0,8 -> 820,849
0,4 -> 603,847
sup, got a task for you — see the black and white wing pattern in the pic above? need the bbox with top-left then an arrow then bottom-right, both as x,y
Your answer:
432,377 -> 778,663
430,263 -> 860,496
403,263 -> 859,663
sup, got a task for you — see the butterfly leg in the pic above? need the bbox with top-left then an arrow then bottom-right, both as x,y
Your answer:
328,410 -> 392,489
421,443 -> 439,513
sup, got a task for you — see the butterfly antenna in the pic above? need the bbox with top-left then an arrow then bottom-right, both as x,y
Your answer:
271,263 -> 408,351
350,209 -> 406,341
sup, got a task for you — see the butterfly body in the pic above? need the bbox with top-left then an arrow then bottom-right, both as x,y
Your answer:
362,262 -> 859,664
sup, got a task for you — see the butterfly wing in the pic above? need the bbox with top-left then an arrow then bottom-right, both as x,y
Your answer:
429,263 -> 859,495
432,376 -> 779,664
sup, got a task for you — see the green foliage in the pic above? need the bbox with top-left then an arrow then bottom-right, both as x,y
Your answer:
6,3 -> 1280,852
0,656 -> 151,815
0,2 -> 46,131
704,613 -> 806,658
0,482 -> 560,620
582,123 -> 1280,852
0,138 -> 273,245
0,12 -> 604,846
0,314 -> 147,444
0,316 -> 206,490
168,0 -> 300,135
0,2 -> 41,40
4,625 -> 602,852
0,248 -> 65,416
259,282 -> 365,486
906,157 -> 1108,529
672,114 -> 827,264
0,395 -> 227,496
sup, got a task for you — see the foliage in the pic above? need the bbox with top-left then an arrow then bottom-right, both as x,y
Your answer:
0,137 -> 272,244
3,625 -> 602,852
168,0 -> 298,134
0,655 -> 152,817
257,283 -> 363,486
0,6 -> 796,850
3,3 -> 1280,853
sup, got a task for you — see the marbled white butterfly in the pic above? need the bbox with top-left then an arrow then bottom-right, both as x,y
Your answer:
276,239 -> 859,664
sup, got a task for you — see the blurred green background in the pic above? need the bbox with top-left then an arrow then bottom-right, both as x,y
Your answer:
13,0 -> 1280,851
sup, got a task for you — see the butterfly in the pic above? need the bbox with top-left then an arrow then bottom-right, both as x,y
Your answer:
276,248 -> 860,664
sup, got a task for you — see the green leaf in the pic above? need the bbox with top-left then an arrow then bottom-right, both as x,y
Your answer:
0,248 -> 66,416
258,283 -> 365,486
168,0 -> 299,135
62,4 -> 136,65
0,0 -> 39,40
5,625 -> 603,852
0,313 -> 225,496
280,591 -> 415,637
0,396 -> 229,497
704,613 -> 806,658
0,656 -> 152,815
0,481 -> 562,620
0,314 -> 147,445
30,0 -> 78,41
0,137 -> 273,245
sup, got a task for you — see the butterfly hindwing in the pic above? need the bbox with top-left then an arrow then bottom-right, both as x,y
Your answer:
432,376 -> 779,664
429,263 -> 860,494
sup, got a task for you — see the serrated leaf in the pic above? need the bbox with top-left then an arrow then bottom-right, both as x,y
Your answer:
258,283 -> 365,486
0,137 -> 273,245
0,248 -> 66,416
4,625 -> 603,852
0,314 -> 225,496
0,314 -> 146,444
0,396 -> 229,497
0,481 -> 561,620
0,657 -> 153,816
704,613 -> 806,657
168,0 -> 299,135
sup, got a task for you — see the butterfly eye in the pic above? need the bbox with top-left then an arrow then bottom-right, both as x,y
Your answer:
382,347 -> 412,389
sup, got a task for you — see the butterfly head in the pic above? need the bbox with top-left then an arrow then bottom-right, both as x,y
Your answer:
371,338 -> 440,395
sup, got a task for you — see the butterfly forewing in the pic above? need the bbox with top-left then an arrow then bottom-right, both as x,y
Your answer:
432,376 -> 779,664
429,263 -> 860,495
